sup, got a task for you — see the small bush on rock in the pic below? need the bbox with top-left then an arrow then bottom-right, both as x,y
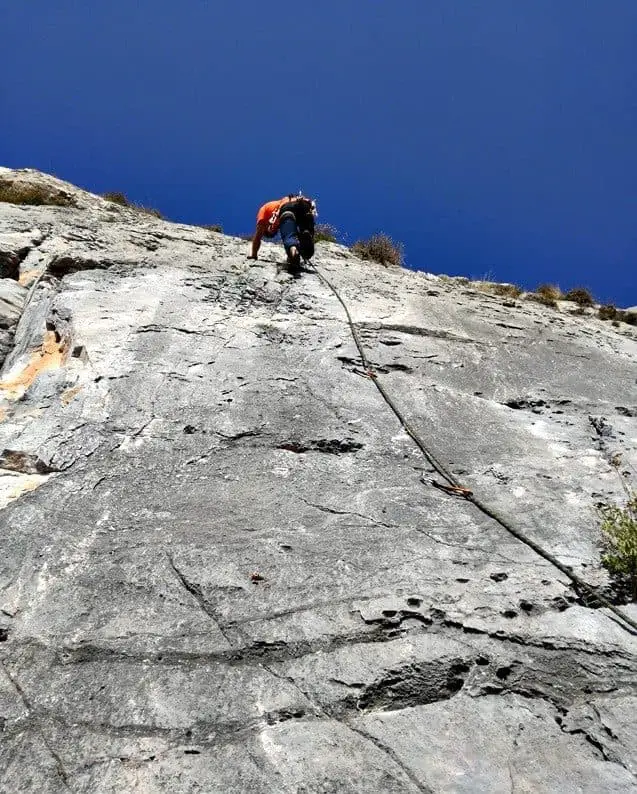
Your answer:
596,307 -> 637,327
536,284 -> 562,302
526,291 -> 558,309
622,312 -> 637,326
478,282 -> 522,299
103,191 -> 131,207
0,179 -> 76,207
563,287 -> 594,307
139,206 -> 163,219
315,224 -> 339,243
202,224 -> 223,233
103,191 -> 163,219
597,484 -> 637,602
599,304 -> 617,321
351,233 -> 404,267
611,310 -> 637,326
494,283 -> 522,298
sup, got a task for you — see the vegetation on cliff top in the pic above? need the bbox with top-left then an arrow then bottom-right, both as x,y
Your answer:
0,176 -> 76,207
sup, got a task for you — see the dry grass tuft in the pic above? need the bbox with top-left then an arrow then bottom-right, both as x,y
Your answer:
598,305 -> 617,321
597,306 -> 637,327
536,284 -> 563,302
477,281 -> 522,299
563,287 -> 594,307
621,311 -> 637,327
526,292 -> 558,309
102,191 -> 130,206
0,178 -> 76,207
314,224 -> 339,243
103,191 -> 163,219
524,283 -> 563,309
138,206 -> 163,219
351,233 -> 404,267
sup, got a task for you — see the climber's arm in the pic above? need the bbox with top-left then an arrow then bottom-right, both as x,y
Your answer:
249,220 -> 268,259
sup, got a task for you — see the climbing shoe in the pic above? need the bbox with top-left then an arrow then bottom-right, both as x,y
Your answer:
287,246 -> 301,270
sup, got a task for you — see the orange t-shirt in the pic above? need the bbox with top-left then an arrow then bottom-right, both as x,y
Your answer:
256,197 -> 288,230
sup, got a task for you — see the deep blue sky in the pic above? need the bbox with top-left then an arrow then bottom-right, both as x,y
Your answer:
3,1 -> 636,304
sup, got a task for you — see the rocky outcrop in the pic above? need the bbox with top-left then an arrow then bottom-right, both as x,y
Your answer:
0,168 -> 636,792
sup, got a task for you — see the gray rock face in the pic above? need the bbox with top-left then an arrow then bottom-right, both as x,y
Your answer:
0,168 -> 636,793
0,274 -> 27,376
0,280 -> 27,328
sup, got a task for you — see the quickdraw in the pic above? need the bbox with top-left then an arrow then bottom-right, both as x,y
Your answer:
352,367 -> 377,380
430,480 -> 473,498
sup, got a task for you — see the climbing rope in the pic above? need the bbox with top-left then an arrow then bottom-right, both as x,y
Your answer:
311,263 -> 637,636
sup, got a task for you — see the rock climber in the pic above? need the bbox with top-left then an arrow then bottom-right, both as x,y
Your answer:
248,193 -> 317,271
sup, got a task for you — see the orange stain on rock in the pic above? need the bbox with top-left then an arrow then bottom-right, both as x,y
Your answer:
0,331 -> 67,400
9,477 -> 42,499
19,270 -> 42,287
60,385 -> 83,405
0,473 -> 50,509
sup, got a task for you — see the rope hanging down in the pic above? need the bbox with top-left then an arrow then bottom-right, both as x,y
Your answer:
311,263 -> 637,636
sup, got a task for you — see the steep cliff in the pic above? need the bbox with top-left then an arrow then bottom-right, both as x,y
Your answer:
1,168 -> 636,793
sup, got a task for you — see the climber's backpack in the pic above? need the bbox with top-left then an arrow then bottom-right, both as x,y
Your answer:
290,197 -> 316,236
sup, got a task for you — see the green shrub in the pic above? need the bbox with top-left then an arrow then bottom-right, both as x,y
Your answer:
563,287 -> 594,307
314,224 -> 339,243
598,304 -> 617,321
597,486 -> 637,601
0,178 -> 76,207
351,233 -> 404,267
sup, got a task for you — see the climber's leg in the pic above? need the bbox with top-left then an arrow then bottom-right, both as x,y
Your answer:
298,228 -> 314,261
278,208 -> 301,268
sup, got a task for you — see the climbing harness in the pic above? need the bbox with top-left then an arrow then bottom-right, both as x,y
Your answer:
310,263 -> 637,636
